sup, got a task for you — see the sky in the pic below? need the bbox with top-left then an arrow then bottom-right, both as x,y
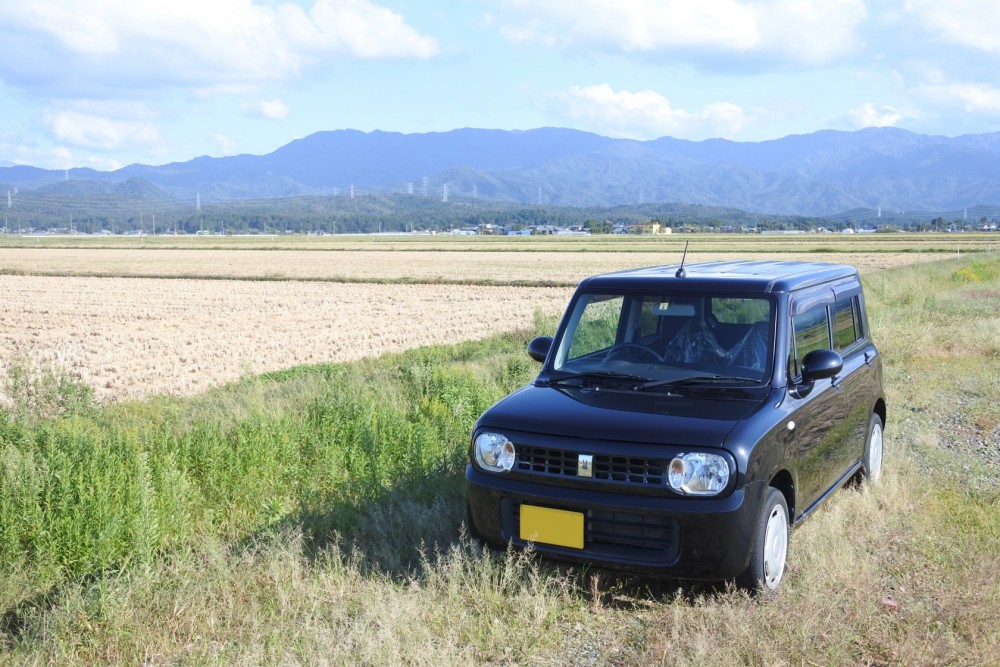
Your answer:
2,0 -> 1000,171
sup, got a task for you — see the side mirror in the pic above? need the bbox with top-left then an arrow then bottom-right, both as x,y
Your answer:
527,336 -> 553,363
801,349 -> 843,382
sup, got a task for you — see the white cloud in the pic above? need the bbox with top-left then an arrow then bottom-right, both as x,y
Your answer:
285,0 -> 439,59
0,0 -> 439,94
917,81 -> 1000,115
43,110 -> 163,151
848,103 -> 912,128
209,133 -> 239,156
0,142 -> 123,171
905,0 -> 1000,54
551,84 -> 755,139
498,0 -> 866,65
244,99 -> 291,120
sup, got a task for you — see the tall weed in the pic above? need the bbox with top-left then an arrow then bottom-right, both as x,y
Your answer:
0,332 -> 540,590
1,357 -> 94,422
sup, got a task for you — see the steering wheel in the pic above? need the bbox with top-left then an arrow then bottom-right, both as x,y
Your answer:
606,343 -> 662,363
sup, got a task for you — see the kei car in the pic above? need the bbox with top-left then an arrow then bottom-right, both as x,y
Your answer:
465,260 -> 886,589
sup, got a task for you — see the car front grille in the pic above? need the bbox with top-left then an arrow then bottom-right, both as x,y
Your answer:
515,446 -> 667,487
508,501 -> 679,561
593,456 -> 665,485
587,508 -> 675,551
516,446 -> 578,476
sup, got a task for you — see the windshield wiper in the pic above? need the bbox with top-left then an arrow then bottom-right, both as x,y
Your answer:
547,371 -> 651,387
635,375 -> 759,391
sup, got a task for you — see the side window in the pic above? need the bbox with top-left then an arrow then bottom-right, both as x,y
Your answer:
712,298 -> 770,324
790,307 -> 831,378
566,296 -> 624,361
833,296 -> 860,351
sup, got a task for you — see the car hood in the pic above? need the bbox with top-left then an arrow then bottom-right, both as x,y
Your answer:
476,383 -> 765,447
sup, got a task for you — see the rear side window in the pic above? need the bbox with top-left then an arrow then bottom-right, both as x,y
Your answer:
712,298 -> 770,324
790,307 -> 831,379
833,295 -> 861,350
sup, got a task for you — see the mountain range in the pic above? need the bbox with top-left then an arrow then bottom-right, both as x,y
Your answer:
4,126 -> 1000,216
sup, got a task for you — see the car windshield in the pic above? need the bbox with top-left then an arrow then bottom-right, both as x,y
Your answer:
551,292 -> 774,385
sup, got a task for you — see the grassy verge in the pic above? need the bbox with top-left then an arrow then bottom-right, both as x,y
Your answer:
1,257 -> 998,665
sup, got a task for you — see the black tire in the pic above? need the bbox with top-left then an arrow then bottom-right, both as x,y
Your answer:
737,487 -> 789,591
860,413 -> 884,483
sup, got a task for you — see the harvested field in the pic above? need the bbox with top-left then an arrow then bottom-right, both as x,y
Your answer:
3,231 -> 998,253
0,275 -> 572,401
0,235 -> 991,402
0,247 -> 941,284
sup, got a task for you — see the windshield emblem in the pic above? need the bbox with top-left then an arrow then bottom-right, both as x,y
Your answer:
578,454 -> 593,478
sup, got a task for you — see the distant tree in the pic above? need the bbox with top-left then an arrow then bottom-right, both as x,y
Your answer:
583,219 -> 611,234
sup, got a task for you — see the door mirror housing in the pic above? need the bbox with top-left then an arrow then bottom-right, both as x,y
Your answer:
801,349 -> 843,382
527,336 -> 553,363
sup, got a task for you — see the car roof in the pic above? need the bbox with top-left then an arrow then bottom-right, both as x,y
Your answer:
577,260 -> 859,293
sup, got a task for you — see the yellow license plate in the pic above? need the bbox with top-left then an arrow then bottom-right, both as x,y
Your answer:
519,505 -> 584,549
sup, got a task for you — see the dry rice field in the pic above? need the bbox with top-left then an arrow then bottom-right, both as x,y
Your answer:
0,247 -> 940,284
0,275 -> 572,401
0,235 -> 983,402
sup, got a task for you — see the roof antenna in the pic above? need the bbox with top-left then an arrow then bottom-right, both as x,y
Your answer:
675,240 -> 690,278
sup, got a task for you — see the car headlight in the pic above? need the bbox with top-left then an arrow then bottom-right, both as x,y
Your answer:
668,452 -> 730,495
474,432 -> 516,472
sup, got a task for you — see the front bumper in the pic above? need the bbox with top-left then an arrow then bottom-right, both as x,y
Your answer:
466,464 -> 765,580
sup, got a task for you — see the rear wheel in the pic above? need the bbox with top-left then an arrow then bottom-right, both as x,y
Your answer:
860,413 -> 884,483
738,487 -> 789,591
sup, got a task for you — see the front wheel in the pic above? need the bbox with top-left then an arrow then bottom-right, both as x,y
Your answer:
737,487 -> 789,591
860,413 -> 884,483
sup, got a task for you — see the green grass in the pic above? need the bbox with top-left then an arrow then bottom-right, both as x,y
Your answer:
1,333 -> 538,586
1,256 -> 998,665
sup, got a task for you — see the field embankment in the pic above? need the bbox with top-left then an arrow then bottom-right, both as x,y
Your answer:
0,245 -> 997,665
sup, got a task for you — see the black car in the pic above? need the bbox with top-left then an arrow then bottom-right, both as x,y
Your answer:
465,260 -> 886,590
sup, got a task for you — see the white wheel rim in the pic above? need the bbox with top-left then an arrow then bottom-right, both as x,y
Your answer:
762,504 -> 788,589
869,422 -> 883,481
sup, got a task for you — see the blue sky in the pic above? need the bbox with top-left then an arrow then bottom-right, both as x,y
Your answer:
2,0 -> 1000,171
